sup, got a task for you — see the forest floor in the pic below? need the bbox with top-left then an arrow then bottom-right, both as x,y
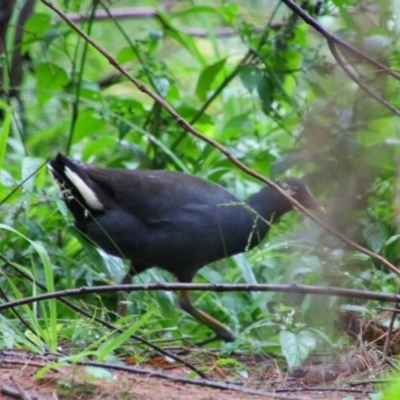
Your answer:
0,348 -> 381,400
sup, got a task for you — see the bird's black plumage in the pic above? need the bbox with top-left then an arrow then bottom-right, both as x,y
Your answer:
49,153 -> 321,343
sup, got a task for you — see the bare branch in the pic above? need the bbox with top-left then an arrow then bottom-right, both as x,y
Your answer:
1,282 -> 400,312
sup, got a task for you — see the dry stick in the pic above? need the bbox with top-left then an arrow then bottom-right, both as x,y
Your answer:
382,297 -> 400,357
377,307 -> 400,314
0,254 -> 208,379
274,387 -> 375,394
40,0 -> 400,280
1,282 -> 400,312
1,384 -> 51,400
9,376 -> 31,400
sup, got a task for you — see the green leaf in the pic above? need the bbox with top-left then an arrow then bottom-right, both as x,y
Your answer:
84,366 -> 113,382
280,330 -> 317,368
116,47 -> 138,63
72,110 -> 107,143
36,63 -> 69,106
22,13 -> 52,52
363,222 -> 387,253
97,309 -> 155,360
36,362 -> 63,379
257,72 -> 275,114
21,157 -> 43,192
158,12 -> 206,65
239,65 -> 263,93
218,3 -> 239,24
154,77 -> 170,98
195,59 -> 226,101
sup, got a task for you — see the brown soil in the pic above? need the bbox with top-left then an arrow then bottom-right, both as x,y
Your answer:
0,349 -> 379,400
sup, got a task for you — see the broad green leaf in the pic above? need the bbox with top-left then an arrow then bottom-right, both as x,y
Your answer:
196,59 -> 226,101
22,13 -> 52,52
117,47 -> 138,63
280,330 -> 317,368
363,222 -> 387,253
154,77 -> 170,98
239,65 -> 263,94
36,63 -> 69,106
71,110 -> 107,143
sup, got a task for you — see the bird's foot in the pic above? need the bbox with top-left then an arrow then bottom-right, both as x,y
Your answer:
195,330 -> 236,347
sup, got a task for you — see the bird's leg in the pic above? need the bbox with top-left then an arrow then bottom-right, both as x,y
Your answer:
178,290 -> 236,345
118,264 -> 136,316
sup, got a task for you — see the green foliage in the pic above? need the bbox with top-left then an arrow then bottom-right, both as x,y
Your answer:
279,330 -> 317,368
0,0 -> 399,375
384,379 -> 400,400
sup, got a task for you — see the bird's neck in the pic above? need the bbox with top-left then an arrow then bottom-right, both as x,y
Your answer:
246,186 -> 293,224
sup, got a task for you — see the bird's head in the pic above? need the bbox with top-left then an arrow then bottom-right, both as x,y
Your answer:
280,177 -> 323,211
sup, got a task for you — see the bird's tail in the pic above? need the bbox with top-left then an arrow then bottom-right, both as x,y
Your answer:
49,153 -> 105,220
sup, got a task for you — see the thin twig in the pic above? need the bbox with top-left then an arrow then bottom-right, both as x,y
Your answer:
382,299 -> 400,356
1,383 -> 53,400
9,376 -> 31,400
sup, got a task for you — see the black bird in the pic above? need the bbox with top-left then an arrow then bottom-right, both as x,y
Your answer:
49,154 -> 322,343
